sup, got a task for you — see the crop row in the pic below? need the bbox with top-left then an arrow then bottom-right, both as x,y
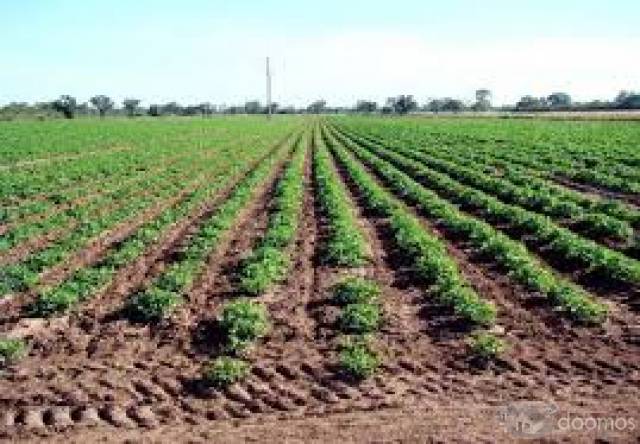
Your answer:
336,122 -> 640,228
0,142 -> 225,228
338,128 -> 634,244
313,127 -> 369,267
0,149 -> 225,254
421,126 -> 640,194
238,132 -> 308,295
332,126 -> 640,288
27,133 -> 296,316
0,117 -> 299,210
124,131 -> 300,322
313,129 -> 382,378
1,129 -> 282,239
0,129 -> 297,298
0,176 -> 185,297
325,125 -> 607,324
0,139 -> 182,205
202,132 -> 310,387
322,127 -> 497,326
389,117 -> 640,188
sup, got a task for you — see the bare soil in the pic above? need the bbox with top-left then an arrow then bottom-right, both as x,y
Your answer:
0,135 -> 638,443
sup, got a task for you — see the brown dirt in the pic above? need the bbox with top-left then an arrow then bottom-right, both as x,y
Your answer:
553,176 -> 640,208
334,126 -> 640,310
0,146 -> 230,267
0,132 -> 297,335
0,149 -> 184,238
0,128 -> 639,443
15,402 -> 640,443
0,146 -> 190,215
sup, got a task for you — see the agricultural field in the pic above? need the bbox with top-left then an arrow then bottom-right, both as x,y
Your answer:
0,116 -> 639,442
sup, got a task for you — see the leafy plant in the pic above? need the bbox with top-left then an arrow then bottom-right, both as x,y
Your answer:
219,299 -> 270,352
202,356 -> 250,387
0,338 -> 26,366
332,276 -> 380,305
469,332 -> 507,360
338,303 -> 381,333
239,246 -> 290,295
126,287 -> 182,322
338,337 -> 380,379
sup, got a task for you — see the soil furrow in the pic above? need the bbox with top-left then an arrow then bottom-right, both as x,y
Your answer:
324,126 -> 639,399
553,176 -> 640,208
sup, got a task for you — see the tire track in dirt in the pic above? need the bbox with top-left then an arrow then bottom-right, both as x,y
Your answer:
0,132 -> 308,435
2,124 -> 639,440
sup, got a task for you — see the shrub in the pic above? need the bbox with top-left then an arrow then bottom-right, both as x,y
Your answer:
576,213 -> 633,241
126,287 -> 182,321
324,230 -> 368,266
28,287 -> 76,317
332,277 -> 380,305
0,338 -> 26,366
469,332 -> 507,360
157,262 -> 196,293
202,357 -> 250,387
239,246 -> 290,295
219,299 -> 269,352
338,338 -> 380,379
338,303 -> 380,333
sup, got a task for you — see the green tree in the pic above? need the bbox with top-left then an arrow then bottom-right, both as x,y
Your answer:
90,95 -> 114,118
547,92 -> 572,109
52,95 -> 77,119
355,100 -> 378,113
386,95 -> 417,114
244,101 -> 262,114
148,104 -> 161,117
427,99 -> 445,113
200,102 -> 214,116
615,90 -> 640,109
515,95 -> 549,111
473,89 -> 492,111
307,100 -> 327,114
122,98 -> 141,117
440,98 -> 465,112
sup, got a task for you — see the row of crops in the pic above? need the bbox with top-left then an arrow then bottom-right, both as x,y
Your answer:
328,118 -> 639,316
358,117 -> 640,193
1,116 -> 637,385
0,117 -> 304,372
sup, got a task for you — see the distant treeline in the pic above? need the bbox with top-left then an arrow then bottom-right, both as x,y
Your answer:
1,90 -> 639,120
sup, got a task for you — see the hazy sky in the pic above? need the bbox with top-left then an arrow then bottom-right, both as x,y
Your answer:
1,0 -> 638,106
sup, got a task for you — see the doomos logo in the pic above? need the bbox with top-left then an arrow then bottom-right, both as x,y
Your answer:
497,401 -> 558,438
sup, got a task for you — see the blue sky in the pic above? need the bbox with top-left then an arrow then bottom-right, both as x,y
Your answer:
1,0 -> 638,106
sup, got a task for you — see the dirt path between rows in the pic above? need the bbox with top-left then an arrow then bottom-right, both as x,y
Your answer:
1,126 -> 639,443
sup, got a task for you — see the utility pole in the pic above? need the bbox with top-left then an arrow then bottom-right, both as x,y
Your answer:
266,57 -> 272,119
